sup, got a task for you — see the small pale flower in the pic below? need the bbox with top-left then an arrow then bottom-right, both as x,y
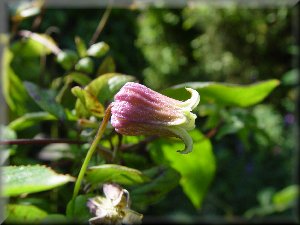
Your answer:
87,183 -> 142,225
111,82 -> 200,154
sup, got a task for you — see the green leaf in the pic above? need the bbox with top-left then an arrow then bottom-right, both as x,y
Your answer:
97,56 -> 116,75
75,36 -> 87,58
24,81 -> 67,120
73,73 -> 135,118
56,50 -> 78,70
11,33 -> 57,57
66,72 -> 92,86
66,194 -> 92,221
1,48 -> 30,114
131,166 -> 180,207
87,42 -> 109,58
163,79 -> 280,107
86,164 -> 150,186
71,86 -> 105,118
41,214 -> 69,224
2,165 -> 74,197
6,204 -> 48,224
8,112 -> 57,131
149,129 -> 216,208
75,57 -> 94,74
272,185 -> 299,211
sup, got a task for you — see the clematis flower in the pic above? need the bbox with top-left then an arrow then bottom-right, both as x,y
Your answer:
111,82 -> 200,154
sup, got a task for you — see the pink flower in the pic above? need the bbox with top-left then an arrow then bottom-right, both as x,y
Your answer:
111,82 -> 200,154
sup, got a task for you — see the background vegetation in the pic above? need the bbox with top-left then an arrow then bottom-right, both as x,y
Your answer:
1,1 -> 298,224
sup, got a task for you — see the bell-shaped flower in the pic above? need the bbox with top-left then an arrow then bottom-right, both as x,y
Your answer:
111,82 -> 200,154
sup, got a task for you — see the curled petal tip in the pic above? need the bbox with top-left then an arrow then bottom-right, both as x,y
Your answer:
181,88 -> 200,110
169,127 -> 193,154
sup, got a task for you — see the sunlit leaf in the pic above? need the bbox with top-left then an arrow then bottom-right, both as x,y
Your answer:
2,165 -> 75,196
86,164 -> 150,186
6,204 -> 48,224
75,36 -> 87,58
24,81 -> 67,120
87,42 -> 109,58
11,0 -> 44,21
8,112 -> 56,131
73,73 -> 135,118
163,79 -> 280,107
11,32 -> 58,57
71,86 -> 105,118
149,129 -> 216,208
272,185 -> 299,211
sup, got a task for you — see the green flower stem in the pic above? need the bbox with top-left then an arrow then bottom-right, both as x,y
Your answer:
72,104 -> 112,200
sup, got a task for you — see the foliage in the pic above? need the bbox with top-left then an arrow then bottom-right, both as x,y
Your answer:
1,2 -> 297,224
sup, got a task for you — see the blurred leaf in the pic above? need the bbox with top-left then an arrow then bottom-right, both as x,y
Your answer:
38,143 -> 74,161
2,165 -> 75,197
11,0 -> 43,21
281,69 -> 298,86
86,164 -> 150,186
66,194 -> 92,221
272,185 -> 299,211
163,79 -> 280,107
24,81 -> 67,120
0,125 -> 17,140
8,112 -> 56,131
56,50 -> 78,70
87,42 -> 109,58
216,115 -> 244,139
66,72 -> 92,86
149,129 -> 216,208
2,48 -> 29,114
41,214 -> 69,224
131,166 -> 180,207
75,57 -> 94,74
71,86 -> 105,118
97,56 -> 116,75
11,32 -> 58,57
6,204 -> 47,224
0,125 -> 17,165
75,36 -> 87,58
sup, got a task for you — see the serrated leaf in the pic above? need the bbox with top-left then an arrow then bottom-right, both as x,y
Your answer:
6,204 -> 48,224
149,129 -> 216,208
86,164 -> 150,186
163,79 -> 280,107
8,112 -> 57,131
24,81 -> 67,120
2,165 -> 75,196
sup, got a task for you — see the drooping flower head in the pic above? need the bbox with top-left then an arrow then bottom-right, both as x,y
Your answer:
111,82 -> 200,154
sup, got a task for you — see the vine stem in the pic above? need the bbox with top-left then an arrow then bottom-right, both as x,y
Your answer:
72,104 -> 112,200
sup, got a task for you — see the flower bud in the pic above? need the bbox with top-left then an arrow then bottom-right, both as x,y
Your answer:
111,82 -> 200,154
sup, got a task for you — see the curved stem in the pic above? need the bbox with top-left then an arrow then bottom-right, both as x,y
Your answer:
72,104 -> 112,200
